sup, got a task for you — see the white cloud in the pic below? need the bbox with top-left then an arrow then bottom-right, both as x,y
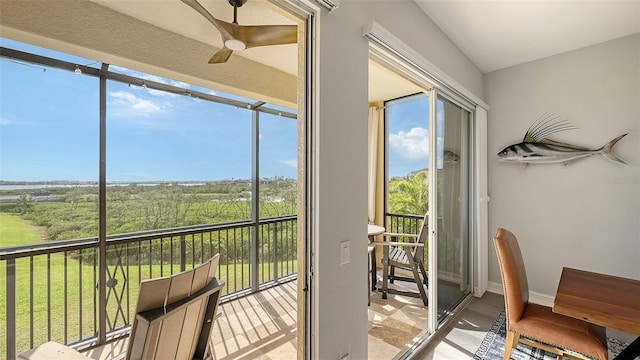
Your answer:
0,117 -> 16,126
389,127 -> 429,160
280,159 -> 297,168
0,117 -> 37,127
110,91 -> 165,117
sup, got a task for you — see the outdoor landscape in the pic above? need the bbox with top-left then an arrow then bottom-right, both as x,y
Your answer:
0,177 -> 299,355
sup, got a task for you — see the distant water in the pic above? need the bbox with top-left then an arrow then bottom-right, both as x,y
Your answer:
0,184 -> 96,190
0,183 -> 209,190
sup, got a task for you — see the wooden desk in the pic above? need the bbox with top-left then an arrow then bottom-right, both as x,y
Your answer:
553,267 -> 640,359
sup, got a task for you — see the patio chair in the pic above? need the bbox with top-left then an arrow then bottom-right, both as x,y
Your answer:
374,213 -> 429,306
19,254 -> 224,360
494,228 -> 607,360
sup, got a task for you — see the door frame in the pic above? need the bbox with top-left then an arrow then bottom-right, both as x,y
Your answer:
364,20 -> 490,358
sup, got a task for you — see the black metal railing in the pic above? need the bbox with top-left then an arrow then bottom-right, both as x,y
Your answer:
385,212 -> 423,235
0,215 -> 297,358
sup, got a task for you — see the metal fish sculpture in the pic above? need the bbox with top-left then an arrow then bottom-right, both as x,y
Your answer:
497,114 -> 628,166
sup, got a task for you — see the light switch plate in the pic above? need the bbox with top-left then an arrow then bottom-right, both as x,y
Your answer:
340,240 -> 350,265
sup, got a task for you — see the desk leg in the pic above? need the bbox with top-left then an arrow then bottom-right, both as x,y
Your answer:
614,336 -> 640,360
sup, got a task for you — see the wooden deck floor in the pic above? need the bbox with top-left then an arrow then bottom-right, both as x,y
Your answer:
78,282 -> 507,360
206,279 -> 504,360
80,280 -> 637,359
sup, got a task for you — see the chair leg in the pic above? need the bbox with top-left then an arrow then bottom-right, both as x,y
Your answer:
381,246 -> 389,300
504,331 -> 520,360
390,265 -> 395,284
418,262 -> 428,286
370,247 -> 377,291
367,257 -> 371,306
409,258 -> 428,306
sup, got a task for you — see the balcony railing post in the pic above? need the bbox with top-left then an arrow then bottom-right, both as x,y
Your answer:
6,258 -> 16,360
273,223 -> 278,281
180,235 -> 186,272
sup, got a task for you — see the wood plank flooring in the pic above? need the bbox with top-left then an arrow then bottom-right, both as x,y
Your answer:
80,280 -> 638,359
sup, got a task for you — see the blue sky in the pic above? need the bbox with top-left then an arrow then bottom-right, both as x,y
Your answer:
386,95 -> 450,175
0,38 -> 298,182
387,95 -> 430,176
1,38 -> 441,183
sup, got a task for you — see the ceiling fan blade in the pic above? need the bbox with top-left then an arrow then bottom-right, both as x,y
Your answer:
209,48 -> 234,63
234,25 -> 298,48
181,0 -> 233,41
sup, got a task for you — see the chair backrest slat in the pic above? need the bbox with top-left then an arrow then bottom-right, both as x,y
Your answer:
136,278 -> 171,313
167,270 -> 195,304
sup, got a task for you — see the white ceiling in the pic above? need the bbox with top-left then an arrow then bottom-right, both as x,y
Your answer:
7,0 -> 636,104
415,0 -> 640,73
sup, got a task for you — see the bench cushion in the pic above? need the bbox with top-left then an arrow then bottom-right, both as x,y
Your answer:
18,341 -> 90,360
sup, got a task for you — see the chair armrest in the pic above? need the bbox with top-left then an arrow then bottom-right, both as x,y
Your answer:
372,241 -> 424,247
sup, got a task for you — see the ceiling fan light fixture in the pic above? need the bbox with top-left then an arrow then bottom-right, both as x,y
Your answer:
225,39 -> 246,51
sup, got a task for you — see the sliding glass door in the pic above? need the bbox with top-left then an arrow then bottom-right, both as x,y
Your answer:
434,95 -> 472,323
382,89 -> 474,350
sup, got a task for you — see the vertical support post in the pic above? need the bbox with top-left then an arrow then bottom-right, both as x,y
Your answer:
180,235 -> 187,272
251,107 -> 260,292
6,259 -> 16,360
273,223 -> 279,281
98,64 -> 109,344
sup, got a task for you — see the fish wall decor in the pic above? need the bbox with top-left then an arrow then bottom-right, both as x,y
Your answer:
497,114 -> 628,166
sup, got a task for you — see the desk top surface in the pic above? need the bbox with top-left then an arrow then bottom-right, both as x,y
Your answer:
553,267 -> 640,334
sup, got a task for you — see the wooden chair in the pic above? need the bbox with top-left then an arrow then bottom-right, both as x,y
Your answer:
19,254 -> 224,360
374,213 -> 429,306
494,228 -> 607,360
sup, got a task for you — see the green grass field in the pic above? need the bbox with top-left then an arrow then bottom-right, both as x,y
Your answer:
0,213 -> 44,248
0,213 -> 297,358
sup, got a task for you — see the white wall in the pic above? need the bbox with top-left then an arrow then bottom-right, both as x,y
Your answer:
485,34 -> 640,298
314,1 -> 483,358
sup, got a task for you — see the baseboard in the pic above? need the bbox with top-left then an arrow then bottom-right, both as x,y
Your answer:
486,281 -> 554,307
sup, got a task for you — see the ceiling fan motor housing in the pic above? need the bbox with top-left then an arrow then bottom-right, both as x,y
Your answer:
228,0 -> 247,7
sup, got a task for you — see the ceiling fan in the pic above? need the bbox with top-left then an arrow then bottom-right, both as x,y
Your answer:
181,0 -> 297,64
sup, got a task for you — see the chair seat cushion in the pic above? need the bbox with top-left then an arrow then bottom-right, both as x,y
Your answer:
511,303 -> 608,360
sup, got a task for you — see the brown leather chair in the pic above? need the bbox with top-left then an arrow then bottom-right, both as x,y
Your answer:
493,228 -> 608,360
